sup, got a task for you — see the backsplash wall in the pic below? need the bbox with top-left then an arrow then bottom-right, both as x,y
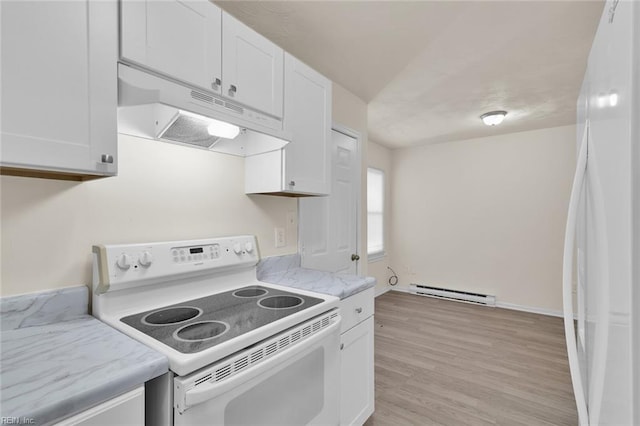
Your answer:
0,134 -> 298,296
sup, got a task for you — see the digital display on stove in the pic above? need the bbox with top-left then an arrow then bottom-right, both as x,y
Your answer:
189,247 -> 203,254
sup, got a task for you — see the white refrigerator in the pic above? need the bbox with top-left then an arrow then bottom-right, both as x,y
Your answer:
563,0 -> 639,425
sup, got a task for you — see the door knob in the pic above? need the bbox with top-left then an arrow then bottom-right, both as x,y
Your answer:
351,254 -> 360,261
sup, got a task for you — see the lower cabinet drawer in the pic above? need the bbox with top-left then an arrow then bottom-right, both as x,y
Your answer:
340,287 -> 374,333
54,386 -> 144,426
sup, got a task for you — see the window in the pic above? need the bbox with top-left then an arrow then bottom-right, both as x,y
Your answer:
367,167 -> 384,259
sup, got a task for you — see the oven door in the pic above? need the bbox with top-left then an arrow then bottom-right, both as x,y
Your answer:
174,312 -> 341,426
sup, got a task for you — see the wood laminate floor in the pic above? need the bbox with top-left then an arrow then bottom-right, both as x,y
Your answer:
364,291 -> 577,426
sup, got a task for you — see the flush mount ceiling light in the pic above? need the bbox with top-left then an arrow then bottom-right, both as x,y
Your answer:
480,110 -> 508,126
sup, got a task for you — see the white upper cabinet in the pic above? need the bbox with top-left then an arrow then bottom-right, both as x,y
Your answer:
283,54 -> 331,195
222,12 -> 284,118
119,1 -> 283,117
120,0 -> 223,95
245,54 -> 331,196
0,0 -> 118,179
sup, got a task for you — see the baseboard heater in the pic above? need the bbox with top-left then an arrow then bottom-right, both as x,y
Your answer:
409,284 -> 496,306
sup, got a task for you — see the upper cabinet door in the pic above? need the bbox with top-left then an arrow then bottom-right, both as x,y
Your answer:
283,54 -> 332,195
222,12 -> 284,118
0,0 -> 117,178
120,0 -> 222,95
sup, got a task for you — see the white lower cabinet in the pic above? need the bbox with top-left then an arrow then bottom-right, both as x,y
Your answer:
340,289 -> 374,426
54,387 -> 144,426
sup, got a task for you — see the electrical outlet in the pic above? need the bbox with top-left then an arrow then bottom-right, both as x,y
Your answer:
275,228 -> 286,248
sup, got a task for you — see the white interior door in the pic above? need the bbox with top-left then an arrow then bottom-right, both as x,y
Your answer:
299,129 -> 359,274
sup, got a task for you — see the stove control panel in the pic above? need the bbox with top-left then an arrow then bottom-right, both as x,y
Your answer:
93,235 -> 259,293
171,244 -> 220,264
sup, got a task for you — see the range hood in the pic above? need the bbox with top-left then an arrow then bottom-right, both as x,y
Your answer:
117,64 -> 289,157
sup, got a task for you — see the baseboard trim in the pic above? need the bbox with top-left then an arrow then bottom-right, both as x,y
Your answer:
389,288 -> 564,318
375,286 -> 391,297
495,301 -> 563,318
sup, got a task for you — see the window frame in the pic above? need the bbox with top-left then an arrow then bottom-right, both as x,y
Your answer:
367,167 -> 385,261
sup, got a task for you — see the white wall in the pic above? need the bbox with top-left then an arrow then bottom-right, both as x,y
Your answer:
1,83 -> 369,297
0,135 -> 297,296
390,125 -> 576,312
366,140 -> 393,295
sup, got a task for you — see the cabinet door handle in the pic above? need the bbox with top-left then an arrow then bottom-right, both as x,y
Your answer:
355,307 -> 363,314
289,180 -> 296,187
340,343 -> 344,350
351,254 -> 360,261
211,78 -> 221,90
228,85 -> 237,96
101,154 -> 114,164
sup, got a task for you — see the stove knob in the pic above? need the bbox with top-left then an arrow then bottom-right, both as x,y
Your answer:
139,251 -> 153,267
116,253 -> 133,270
245,242 -> 254,253
233,243 -> 242,255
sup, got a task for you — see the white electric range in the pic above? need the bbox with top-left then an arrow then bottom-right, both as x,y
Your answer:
92,235 -> 341,425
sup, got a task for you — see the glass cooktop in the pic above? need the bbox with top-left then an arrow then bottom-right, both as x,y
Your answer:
120,286 -> 324,354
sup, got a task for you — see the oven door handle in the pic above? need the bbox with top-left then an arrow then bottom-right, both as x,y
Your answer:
181,316 -> 341,412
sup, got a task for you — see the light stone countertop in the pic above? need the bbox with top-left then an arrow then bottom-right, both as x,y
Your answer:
257,254 -> 376,299
0,286 -> 168,426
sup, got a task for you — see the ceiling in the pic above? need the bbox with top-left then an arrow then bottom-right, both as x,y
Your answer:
217,1 -> 604,149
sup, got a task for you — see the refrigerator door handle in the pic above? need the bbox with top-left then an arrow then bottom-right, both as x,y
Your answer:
562,123 -> 590,426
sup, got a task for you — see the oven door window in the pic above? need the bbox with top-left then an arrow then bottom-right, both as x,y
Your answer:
225,347 -> 324,425
174,325 -> 340,426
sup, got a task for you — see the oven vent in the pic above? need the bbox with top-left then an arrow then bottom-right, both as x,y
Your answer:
194,374 -> 211,386
265,342 -> 278,356
215,365 -> 231,381
250,350 -> 263,363
234,356 -> 249,372
409,284 -> 496,306
188,310 -> 340,390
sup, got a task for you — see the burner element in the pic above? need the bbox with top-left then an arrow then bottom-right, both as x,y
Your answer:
142,306 -> 202,326
174,321 -> 230,342
258,295 -> 304,310
233,287 -> 268,298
